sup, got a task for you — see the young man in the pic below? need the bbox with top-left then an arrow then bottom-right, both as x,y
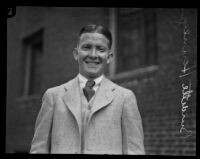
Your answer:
30,24 -> 145,154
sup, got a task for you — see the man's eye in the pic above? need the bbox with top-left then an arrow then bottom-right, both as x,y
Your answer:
97,47 -> 106,52
82,45 -> 91,50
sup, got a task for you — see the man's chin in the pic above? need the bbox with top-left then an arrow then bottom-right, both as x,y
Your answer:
85,71 -> 102,79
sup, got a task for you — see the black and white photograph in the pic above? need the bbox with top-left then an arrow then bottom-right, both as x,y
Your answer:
6,7 -> 197,156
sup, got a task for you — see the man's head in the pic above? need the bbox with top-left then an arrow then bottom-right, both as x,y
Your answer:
73,24 -> 113,79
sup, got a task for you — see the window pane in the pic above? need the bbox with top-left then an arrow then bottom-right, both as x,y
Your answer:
117,8 -> 157,73
29,41 -> 42,95
22,29 -> 43,96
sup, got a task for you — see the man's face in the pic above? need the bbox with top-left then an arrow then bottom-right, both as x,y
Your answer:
73,32 -> 113,79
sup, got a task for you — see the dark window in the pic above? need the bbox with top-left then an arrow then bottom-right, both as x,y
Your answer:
117,8 -> 157,73
22,29 -> 43,96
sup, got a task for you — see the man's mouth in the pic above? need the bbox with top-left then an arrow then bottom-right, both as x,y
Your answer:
85,61 -> 100,65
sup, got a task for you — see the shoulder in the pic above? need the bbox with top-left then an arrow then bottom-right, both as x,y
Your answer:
106,77 -> 136,98
44,77 -> 76,95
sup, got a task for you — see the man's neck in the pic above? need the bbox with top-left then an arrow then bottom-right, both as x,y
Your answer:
79,73 -> 104,81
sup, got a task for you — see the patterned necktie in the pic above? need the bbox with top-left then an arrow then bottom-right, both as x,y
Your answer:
83,80 -> 95,102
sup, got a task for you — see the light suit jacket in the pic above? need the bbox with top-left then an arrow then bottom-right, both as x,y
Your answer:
30,76 -> 145,154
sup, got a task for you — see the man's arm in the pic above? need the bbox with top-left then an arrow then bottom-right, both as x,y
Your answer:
30,89 -> 54,154
122,90 -> 145,155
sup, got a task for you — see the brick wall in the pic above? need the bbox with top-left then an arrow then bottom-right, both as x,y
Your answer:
114,8 -> 196,155
6,7 -> 196,155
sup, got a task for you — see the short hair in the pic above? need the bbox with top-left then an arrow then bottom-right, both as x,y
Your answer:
78,24 -> 112,49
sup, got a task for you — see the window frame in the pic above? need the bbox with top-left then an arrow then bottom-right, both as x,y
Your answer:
108,8 -> 158,80
21,29 -> 43,97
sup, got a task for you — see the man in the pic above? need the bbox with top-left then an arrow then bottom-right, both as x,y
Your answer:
30,24 -> 145,154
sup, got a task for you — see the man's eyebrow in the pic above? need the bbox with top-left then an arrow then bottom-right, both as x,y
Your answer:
96,45 -> 106,48
81,43 -> 91,46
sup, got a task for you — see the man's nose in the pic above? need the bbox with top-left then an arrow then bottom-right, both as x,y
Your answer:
90,48 -> 97,57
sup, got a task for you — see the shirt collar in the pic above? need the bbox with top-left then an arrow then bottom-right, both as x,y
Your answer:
78,73 -> 104,89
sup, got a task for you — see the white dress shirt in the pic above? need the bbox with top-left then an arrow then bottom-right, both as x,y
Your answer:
78,73 -> 104,93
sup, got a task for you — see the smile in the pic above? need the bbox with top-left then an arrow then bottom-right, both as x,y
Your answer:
85,61 -> 100,65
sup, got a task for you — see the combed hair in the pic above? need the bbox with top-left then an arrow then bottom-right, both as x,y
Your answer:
79,24 -> 112,49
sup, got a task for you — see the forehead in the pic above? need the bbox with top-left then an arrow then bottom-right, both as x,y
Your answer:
79,32 -> 109,46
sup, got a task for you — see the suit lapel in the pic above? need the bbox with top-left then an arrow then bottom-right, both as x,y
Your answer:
88,77 -> 115,123
62,76 -> 116,134
62,77 -> 82,134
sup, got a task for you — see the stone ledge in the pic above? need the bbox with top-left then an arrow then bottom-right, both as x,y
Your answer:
15,94 -> 41,109
108,65 -> 159,82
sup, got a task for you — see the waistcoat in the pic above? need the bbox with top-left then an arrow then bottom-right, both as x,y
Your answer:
79,85 -> 98,153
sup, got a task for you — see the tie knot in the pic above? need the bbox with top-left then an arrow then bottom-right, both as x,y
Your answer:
85,80 -> 95,89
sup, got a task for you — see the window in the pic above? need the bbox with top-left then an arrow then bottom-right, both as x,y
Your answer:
22,29 -> 43,96
109,8 -> 157,75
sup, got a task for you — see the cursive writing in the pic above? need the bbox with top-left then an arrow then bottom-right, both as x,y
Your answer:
179,19 -> 196,78
180,81 -> 193,137
174,10 -> 195,138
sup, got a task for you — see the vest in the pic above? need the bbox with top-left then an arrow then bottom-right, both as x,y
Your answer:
79,84 -> 98,153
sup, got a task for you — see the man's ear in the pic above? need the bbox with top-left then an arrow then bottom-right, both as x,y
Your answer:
107,51 -> 113,64
73,48 -> 79,61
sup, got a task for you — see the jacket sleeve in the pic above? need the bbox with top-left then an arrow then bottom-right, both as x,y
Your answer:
30,89 -> 54,154
122,90 -> 145,155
